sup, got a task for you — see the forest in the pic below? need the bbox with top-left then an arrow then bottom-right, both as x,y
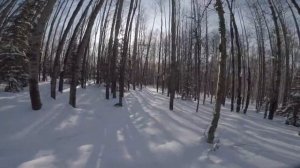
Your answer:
0,0 -> 300,167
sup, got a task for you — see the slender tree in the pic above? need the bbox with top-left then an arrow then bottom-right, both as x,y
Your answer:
142,13 -> 156,88
131,1 -> 141,91
110,0 -> 124,98
203,5 -> 209,105
58,0 -> 93,93
96,0 -> 113,85
51,0 -> 85,98
207,0 -> 227,144
169,0 -> 176,111
226,0 -> 235,112
69,0 -> 105,107
268,0 -> 282,120
42,1 -> 63,81
226,0 -> 242,112
28,0 -> 58,110
105,0 -> 120,99
118,0 -> 138,106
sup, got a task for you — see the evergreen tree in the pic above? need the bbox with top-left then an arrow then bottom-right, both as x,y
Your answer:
0,0 -> 43,92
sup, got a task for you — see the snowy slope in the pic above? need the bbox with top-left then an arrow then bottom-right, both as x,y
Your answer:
0,83 -> 299,168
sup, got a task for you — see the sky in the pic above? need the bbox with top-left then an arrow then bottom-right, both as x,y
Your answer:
37,0 -> 300,54
139,0 -> 219,33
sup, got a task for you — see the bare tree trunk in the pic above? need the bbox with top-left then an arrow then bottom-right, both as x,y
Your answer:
194,1 -> 203,112
275,5 -> 290,106
28,0 -> 57,110
207,0 -> 227,144
157,0 -> 163,93
69,0 -> 105,107
226,0 -> 235,112
58,0 -> 93,93
169,0 -> 176,111
96,0 -> 112,85
105,0 -> 120,99
110,0 -> 124,99
244,66 -> 251,114
118,0 -> 138,106
81,43 -> 89,88
58,0 -> 76,41
268,0 -> 282,120
142,15 -> 156,87
48,1 -> 68,78
162,5 -> 168,95
51,0 -> 84,97
256,1 -> 274,112
49,0 -> 68,51
131,1 -> 141,91
203,7 -> 209,105
42,1 -> 63,81
238,6 -> 251,114
226,0 -> 242,112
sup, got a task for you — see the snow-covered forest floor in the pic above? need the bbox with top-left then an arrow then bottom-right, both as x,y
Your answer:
0,83 -> 299,168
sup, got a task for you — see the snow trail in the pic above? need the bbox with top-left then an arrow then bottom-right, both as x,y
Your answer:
0,83 -> 299,168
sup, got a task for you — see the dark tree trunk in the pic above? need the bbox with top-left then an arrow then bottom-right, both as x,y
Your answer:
243,67 -> 251,114
131,1 -> 141,91
58,0 -> 93,93
28,0 -> 57,110
268,0 -> 282,120
275,4 -> 290,106
96,0 -> 112,85
203,8 -> 209,105
207,0 -> 227,144
110,0 -> 124,99
226,0 -> 242,112
118,0 -> 138,106
69,0 -> 105,107
51,0 -> 85,97
226,0 -> 235,112
169,0 -> 176,111
105,0 -> 120,99
42,2 -> 63,81
157,1 -> 163,93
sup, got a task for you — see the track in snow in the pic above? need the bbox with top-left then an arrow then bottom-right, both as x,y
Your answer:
0,83 -> 299,168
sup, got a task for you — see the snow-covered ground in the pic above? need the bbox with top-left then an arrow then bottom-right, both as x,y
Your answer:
0,83 -> 299,168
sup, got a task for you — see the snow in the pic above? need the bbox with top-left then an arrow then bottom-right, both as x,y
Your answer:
0,83 -> 300,168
